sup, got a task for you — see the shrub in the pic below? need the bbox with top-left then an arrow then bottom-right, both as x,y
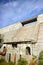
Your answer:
39,51 -> 43,60
38,51 -> 43,65
39,55 -> 43,60
38,60 -> 43,65
18,57 -> 28,65
8,62 -> 14,65
0,59 -> 14,65
0,58 -> 6,62
0,59 -> 7,65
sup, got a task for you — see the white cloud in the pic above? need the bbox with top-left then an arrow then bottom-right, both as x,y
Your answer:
4,1 -> 18,7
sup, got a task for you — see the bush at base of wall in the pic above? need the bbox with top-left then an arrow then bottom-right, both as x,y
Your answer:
38,51 -> 43,65
0,59 -> 14,65
38,60 -> 43,65
18,57 -> 28,65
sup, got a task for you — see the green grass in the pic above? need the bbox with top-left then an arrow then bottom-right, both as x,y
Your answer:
0,59 -> 14,65
18,57 -> 28,65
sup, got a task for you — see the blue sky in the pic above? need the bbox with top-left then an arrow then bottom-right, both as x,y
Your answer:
0,0 -> 43,28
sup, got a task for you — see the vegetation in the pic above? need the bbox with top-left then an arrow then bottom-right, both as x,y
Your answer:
38,51 -> 43,65
38,60 -> 43,65
0,57 -> 28,65
39,51 -> 43,60
18,57 -> 28,65
0,59 -> 14,65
